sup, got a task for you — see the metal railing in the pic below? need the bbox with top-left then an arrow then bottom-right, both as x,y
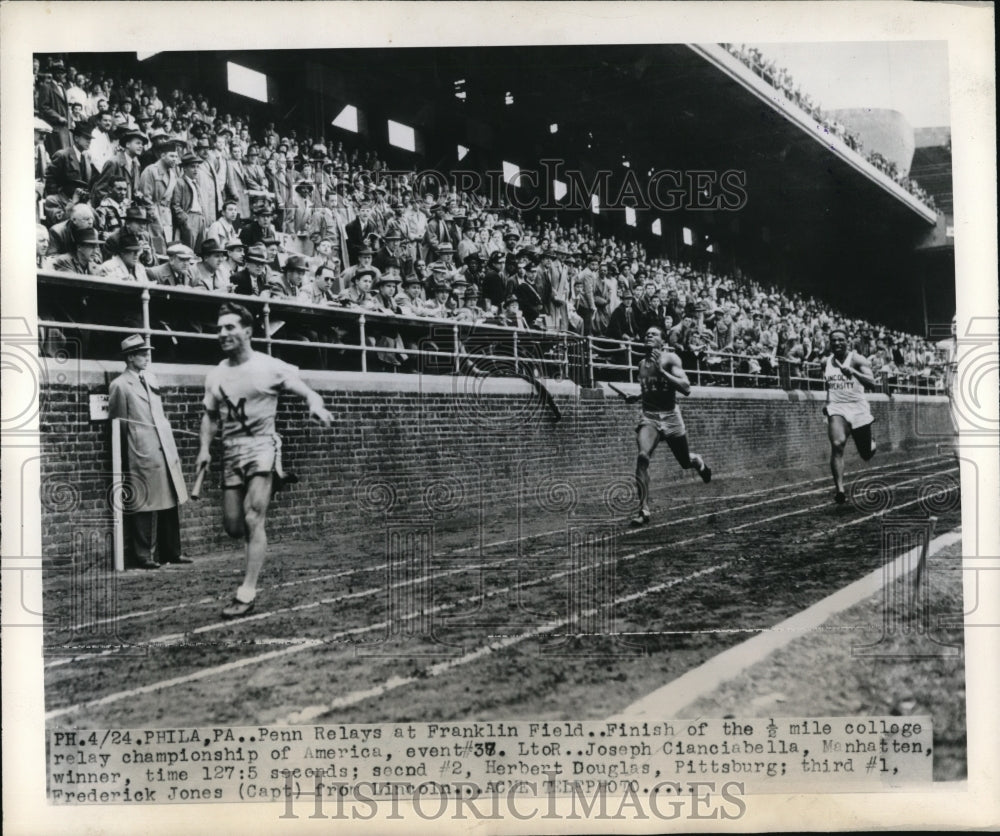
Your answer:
36,271 -> 948,395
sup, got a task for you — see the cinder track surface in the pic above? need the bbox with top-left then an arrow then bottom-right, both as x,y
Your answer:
44,446 -> 961,728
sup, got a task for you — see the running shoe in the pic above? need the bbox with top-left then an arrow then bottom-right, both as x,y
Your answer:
834,490 -> 846,505
630,508 -> 651,527
221,597 -> 255,619
699,464 -> 712,484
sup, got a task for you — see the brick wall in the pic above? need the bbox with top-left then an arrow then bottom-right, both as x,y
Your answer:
39,362 -> 955,560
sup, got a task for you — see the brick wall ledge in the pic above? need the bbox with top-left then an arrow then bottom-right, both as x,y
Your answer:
56,359 -> 948,404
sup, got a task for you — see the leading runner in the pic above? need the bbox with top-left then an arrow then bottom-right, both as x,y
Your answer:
196,302 -> 333,618
823,327 -> 878,504
615,326 -> 712,526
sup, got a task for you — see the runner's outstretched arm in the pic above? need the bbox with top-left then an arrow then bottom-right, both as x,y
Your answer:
284,373 -> 334,425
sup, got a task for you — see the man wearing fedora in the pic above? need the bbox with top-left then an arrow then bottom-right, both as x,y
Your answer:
138,134 -> 183,256
37,58 -> 72,153
96,231 -> 148,282
92,126 -> 147,204
103,204 -> 155,267
108,335 -> 191,570
216,237 -> 245,290
239,203 -> 278,249
172,151 -> 209,250
47,225 -> 101,275
44,120 -> 96,200
193,238 -> 227,291
346,200 -> 381,265
232,242 -> 271,296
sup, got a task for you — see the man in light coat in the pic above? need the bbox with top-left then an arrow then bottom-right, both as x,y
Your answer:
138,135 -> 182,256
108,335 -> 191,569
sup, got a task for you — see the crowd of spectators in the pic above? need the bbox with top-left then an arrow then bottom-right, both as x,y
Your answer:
720,44 -> 939,212
34,55 -> 948,388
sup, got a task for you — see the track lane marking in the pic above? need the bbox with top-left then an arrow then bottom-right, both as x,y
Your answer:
45,464 -> 957,671
46,466 -> 959,716
48,456 -> 949,637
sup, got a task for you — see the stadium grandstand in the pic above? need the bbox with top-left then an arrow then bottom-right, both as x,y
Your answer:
35,45 -> 953,394
37,44 -> 965,764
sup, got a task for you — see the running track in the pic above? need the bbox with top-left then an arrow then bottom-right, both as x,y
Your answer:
44,446 -> 961,727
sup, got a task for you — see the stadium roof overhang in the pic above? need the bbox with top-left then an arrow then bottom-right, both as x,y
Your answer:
307,42 -> 939,251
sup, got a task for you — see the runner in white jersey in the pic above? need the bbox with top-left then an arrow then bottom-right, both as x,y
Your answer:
824,328 -> 878,504
196,302 -> 333,618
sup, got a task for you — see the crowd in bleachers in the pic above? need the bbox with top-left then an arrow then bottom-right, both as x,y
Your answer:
720,44 -> 939,212
34,54 -> 947,388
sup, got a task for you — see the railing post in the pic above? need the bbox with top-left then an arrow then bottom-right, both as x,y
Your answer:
627,341 -> 634,383
453,323 -> 460,374
262,302 -> 272,356
359,314 -> 367,374
513,330 -> 519,376
563,332 -> 569,381
586,336 -> 595,388
140,287 -> 151,339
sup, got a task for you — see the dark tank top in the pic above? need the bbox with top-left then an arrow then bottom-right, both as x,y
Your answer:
638,356 -> 676,412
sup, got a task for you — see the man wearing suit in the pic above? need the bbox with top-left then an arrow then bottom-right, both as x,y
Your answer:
192,238 -> 226,291
103,204 -> 156,267
171,151 -> 209,250
243,145 -> 269,194
193,136 -> 222,224
92,126 -> 147,204
224,144 -> 251,222
44,121 -> 96,199
231,243 -> 271,296
147,243 -> 197,286
345,201 -> 381,265
108,335 -> 191,570
34,117 -> 52,197
138,135 -> 182,256
36,59 -> 72,153
239,205 -> 278,249
420,202 -> 452,264
95,232 -> 149,282
47,202 -> 97,257
575,254 -> 599,336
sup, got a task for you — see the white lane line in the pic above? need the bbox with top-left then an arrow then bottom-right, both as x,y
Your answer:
62,565 -> 365,632
47,464 -> 961,718
805,485 -> 959,539
44,639 -> 324,721
452,453 -> 950,553
284,561 -> 738,722
721,468 -> 957,534
45,462 -> 956,670
613,528 -> 964,720
51,455 -> 948,634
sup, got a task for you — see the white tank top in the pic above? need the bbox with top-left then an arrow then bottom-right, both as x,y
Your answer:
824,351 -> 866,404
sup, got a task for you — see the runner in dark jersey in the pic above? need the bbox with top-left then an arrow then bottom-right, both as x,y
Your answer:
618,326 -> 711,526
196,302 -> 333,618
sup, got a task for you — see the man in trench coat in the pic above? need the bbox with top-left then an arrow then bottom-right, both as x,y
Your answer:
108,334 -> 192,569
